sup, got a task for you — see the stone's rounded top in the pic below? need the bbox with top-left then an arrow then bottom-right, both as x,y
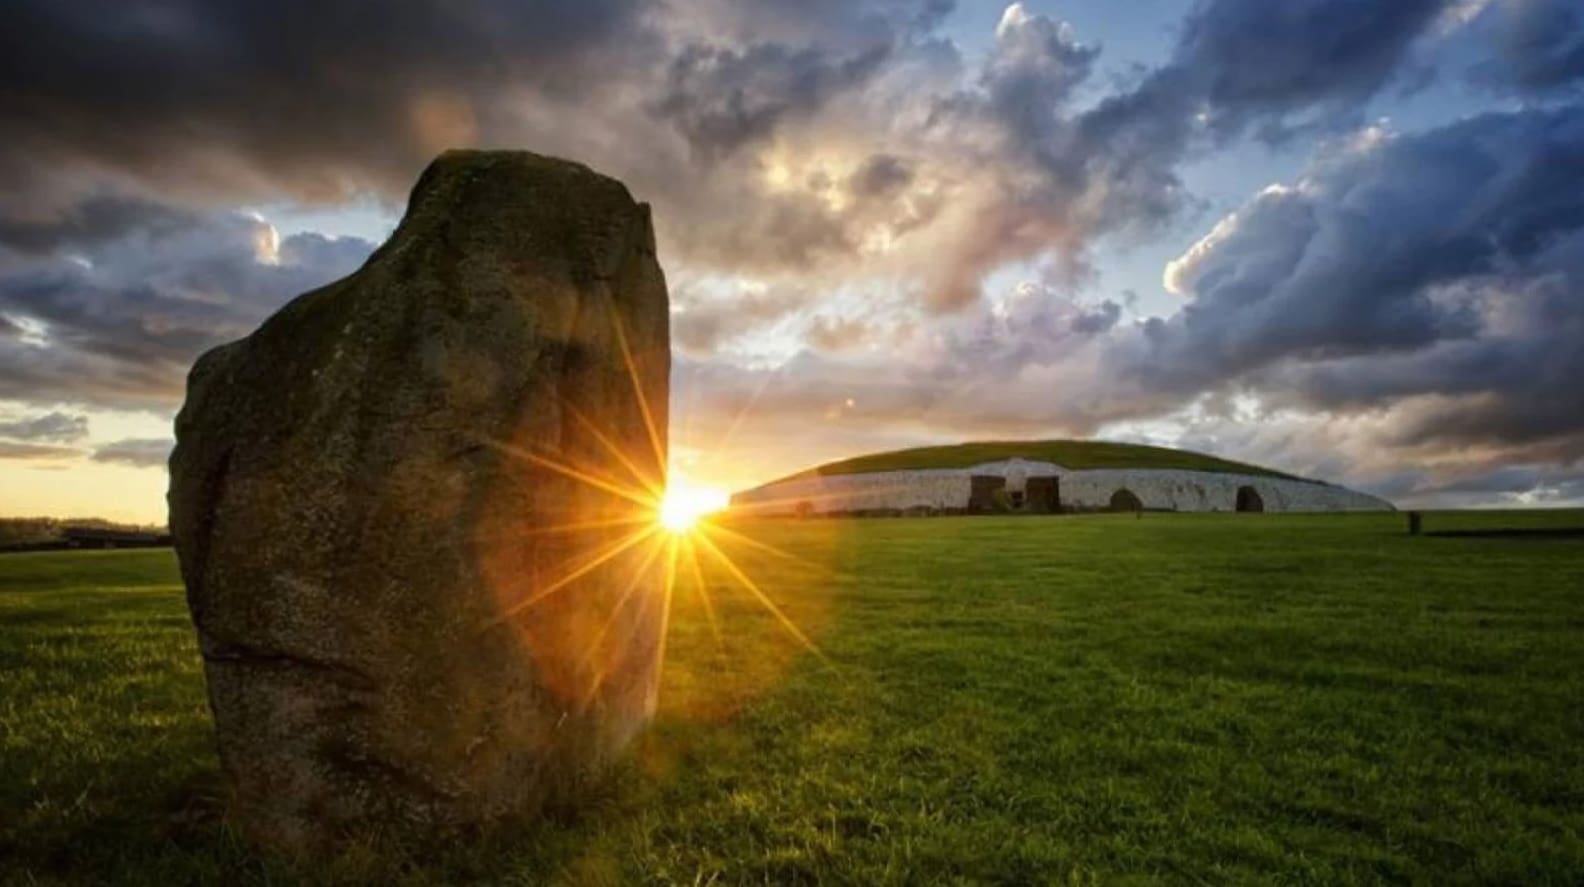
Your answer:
411,149 -> 641,209
374,149 -> 657,282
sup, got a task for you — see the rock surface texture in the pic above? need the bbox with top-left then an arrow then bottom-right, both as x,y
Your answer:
168,150 -> 670,853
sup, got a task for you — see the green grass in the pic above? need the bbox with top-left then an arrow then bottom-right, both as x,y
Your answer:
768,439 -> 1303,485
4,512 -> 1584,884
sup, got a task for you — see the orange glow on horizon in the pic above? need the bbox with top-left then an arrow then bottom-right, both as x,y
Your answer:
658,479 -> 730,533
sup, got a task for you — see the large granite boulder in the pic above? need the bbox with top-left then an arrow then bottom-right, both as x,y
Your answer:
168,150 -> 670,853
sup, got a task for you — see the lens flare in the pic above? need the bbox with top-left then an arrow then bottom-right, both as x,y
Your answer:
477,301 -> 830,724
658,481 -> 729,533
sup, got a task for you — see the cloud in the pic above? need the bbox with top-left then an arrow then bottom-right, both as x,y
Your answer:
91,437 -> 173,468
672,281 -> 1144,459
0,441 -> 80,461
846,153 -> 914,199
0,0 -> 1456,319
0,199 -> 373,410
900,0 -> 1450,311
5,0 -> 1578,509
1463,0 -> 1584,95
0,195 -> 199,257
0,0 -> 650,211
671,280 -> 814,356
806,316 -> 875,352
675,102 -> 1584,505
0,411 -> 89,442
652,41 -> 893,163
1171,0 -> 1447,136
1131,106 -> 1584,455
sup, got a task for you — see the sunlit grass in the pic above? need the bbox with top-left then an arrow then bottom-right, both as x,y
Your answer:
4,511 -> 1584,883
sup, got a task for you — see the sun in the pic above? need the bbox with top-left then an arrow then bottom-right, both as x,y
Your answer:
658,480 -> 730,533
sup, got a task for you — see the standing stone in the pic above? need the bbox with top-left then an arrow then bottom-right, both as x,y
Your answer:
168,150 -> 670,853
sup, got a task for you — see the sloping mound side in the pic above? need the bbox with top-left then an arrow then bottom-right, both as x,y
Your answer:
770,440 -> 1304,485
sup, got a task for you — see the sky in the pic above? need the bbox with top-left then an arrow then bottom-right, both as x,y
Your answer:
2,0 -> 1583,523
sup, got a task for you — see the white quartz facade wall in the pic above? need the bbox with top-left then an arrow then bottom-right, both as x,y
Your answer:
1056,468 -> 1391,512
732,469 -> 972,514
732,458 -> 1393,514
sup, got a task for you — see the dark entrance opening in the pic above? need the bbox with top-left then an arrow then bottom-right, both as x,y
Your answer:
1235,486 -> 1264,513
1109,488 -> 1143,512
1009,490 -> 1025,508
1026,476 -> 1060,513
968,475 -> 1007,513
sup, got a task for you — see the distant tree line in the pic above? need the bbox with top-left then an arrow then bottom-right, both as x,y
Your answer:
0,517 -> 170,552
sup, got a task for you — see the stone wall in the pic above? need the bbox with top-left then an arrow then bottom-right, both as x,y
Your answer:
731,457 -> 1392,515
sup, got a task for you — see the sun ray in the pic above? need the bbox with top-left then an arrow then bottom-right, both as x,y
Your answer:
701,520 -> 839,576
682,533 -> 724,651
693,527 -> 828,664
523,514 -> 655,537
474,514 -> 653,541
607,304 -> 667,482
484,438 -> 658,512
705,362 -> 782,467
652,533 -> 679,701
566,399 -> 665,499
494,523 -> 660,621
577,531 -> 671,705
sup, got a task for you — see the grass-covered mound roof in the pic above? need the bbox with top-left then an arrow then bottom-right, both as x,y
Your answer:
765,440 -> 1306,485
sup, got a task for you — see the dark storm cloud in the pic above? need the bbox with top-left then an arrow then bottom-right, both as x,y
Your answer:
1465,0 -> 1584,94
0,202 -> 373,410
1131,105 -> 1584,454
0,0 -> 1456,298
0,411 -> 89,442
0,195 -> 199,257
1069,300 -> 1121,335
0,0 -> 648,208
1063,0 -> 1447,203
91,438 -> 174,468
1172,0 -> 1447,134
846,154 -> 914,199
653,41 -> 894,162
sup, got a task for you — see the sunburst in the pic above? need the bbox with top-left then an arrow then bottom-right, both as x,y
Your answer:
478,298 -> 831,717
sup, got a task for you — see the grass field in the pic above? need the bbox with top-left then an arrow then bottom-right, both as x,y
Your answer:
769,439 -> 1302,484
3,511 -> 1583,884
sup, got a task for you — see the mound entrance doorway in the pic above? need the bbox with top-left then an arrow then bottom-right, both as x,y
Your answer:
1108,488 -> 1143,512
1235,486 -> 1264,513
